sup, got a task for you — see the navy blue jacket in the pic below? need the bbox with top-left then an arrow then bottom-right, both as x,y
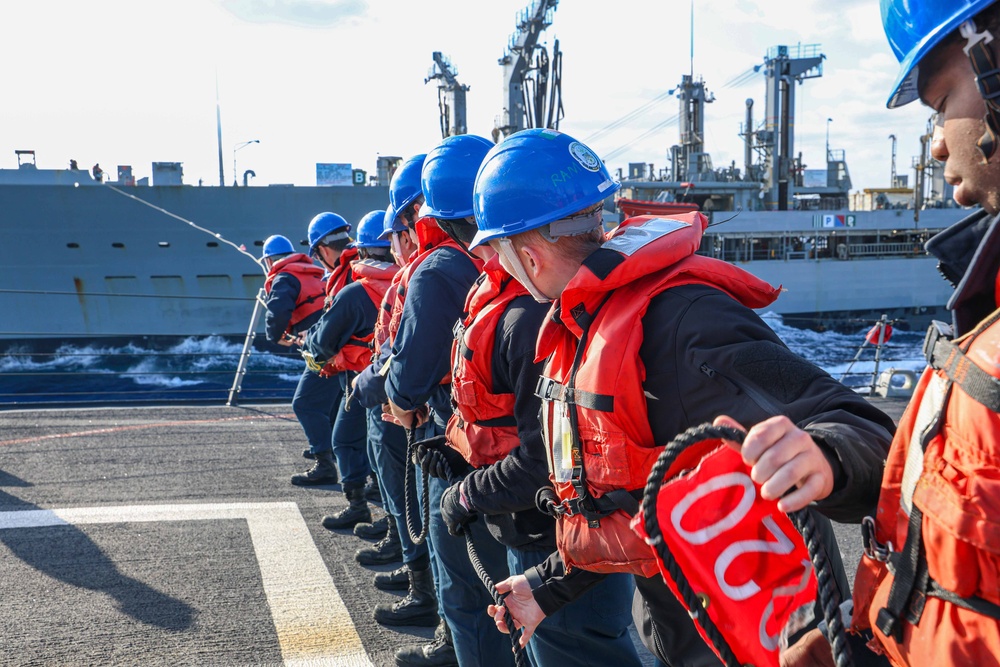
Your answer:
264,273 -> 321,342
386,246 -> 480,423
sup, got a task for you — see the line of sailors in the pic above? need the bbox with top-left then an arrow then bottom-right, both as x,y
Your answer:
259,49 -> 1000,662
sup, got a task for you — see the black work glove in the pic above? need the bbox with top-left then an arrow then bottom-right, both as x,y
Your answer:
413,435 -> 473,481
440,482 -> 476,537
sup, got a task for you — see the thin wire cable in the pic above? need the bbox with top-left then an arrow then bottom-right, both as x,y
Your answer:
603,115 -> 680,163
103,183 -> 265,271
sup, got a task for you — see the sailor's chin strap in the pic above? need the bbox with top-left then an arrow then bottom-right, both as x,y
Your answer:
963,19 -> 1000,162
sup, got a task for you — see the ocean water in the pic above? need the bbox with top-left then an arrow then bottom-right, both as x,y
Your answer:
0,314 -> 926,408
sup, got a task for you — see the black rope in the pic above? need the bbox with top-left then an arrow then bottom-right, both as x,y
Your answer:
463,532 -> 528,667
434,457 -> 528,667
641,423 -> 853,667
403,425 -> 429,545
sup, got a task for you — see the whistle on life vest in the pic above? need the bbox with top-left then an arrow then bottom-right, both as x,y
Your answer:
634,438 -> 819,667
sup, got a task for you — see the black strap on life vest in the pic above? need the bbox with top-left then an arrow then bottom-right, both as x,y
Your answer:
535,292 -> 633,526
924,312 -> 1000,412
878,314 -> 1000,641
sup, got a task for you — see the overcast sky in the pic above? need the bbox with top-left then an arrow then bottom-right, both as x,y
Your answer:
1,0 -> 934,193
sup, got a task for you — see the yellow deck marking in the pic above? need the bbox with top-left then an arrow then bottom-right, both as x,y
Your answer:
0,502 -> 373,667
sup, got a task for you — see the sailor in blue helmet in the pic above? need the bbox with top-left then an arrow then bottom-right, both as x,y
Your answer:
260,233 -> 341,485
413,134 -> 644,667
469,129 -> 894,667
785,2 -> 1000,666
286,213 -> 354,487
297,211 -> 395,548
350,204 -> 436,631
375,137 -> 515,667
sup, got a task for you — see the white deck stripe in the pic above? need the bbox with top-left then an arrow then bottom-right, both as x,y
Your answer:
0,502 -> 373,667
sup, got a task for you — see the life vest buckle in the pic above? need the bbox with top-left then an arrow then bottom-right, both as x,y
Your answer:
862,515 -> 893,562
922,320 -> 953,365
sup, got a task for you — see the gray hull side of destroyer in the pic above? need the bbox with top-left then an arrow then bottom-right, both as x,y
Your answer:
0,184 -> 388,342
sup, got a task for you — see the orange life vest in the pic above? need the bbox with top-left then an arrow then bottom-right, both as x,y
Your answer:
324,246 -> 359,307
446,256 -> 529,468
319,258 -> 399,377
853,310 -> 1000,666
373,271 -> 403,360
535,214 -> 780,576
386,217 -> 483,361
263,253 -> 326,332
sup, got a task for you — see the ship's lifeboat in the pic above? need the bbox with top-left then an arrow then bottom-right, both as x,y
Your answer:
616,197 -> 699,218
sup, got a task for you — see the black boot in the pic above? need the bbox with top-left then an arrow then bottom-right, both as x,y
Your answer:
302,448 -> 315,460
394,620 -> 457,666
364,476 -> 383,503
321,487 -> 371,530
374,564 -> 439,628
291,450 -> 338,486
354,514 -> 390,539
374,564 -> 409,591
356,517 -> 402,565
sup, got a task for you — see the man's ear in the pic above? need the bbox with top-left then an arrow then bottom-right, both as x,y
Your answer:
519,243 -> 544,278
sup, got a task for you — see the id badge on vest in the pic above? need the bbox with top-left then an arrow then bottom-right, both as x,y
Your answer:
543,400 -> 576,483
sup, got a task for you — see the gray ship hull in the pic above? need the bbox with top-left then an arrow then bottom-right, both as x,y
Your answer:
0,183 -> 388,342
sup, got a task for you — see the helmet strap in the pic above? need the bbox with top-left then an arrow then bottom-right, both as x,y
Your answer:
961,19 -> 1000,162
497,238 -> 551,303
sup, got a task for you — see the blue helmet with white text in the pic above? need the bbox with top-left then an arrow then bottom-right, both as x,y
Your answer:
470,129 -> 619,248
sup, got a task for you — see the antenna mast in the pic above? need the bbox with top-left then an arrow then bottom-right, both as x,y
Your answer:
889,133 -> 897,187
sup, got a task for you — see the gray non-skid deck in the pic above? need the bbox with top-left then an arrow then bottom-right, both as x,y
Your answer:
0,399 -> 909,666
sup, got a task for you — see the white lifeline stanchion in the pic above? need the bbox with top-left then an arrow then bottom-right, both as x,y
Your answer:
228,287 -> 266,406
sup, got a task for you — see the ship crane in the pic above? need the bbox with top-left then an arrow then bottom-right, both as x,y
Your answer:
494,0 -> 563,140
425,52 -> 469,139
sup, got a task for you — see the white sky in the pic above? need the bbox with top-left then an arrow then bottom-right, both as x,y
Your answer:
1,0 -> 933,192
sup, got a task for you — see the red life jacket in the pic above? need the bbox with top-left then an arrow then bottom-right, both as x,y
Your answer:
319,258 -> 399,377
853,310 -> 1000,666
373,271 -> 404,359
446,255 -> 529,467
263,253 -> 326,332
386,217 -> 482,351
324,246 -> 359,307
535,214 -> 780,576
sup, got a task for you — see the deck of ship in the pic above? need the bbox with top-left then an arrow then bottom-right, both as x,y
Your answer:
0,399 -> 909,666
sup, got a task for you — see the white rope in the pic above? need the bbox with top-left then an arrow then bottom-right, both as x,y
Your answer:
103,183 -> 265,272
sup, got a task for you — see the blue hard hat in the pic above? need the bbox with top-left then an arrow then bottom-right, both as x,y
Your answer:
882,0 -> 994,108
419,135 -> 494,220
352,209 -> 391,248
307,212 -> 351,255
388,154 -> 427,221
262,234 -> 295,259
470,129 -> 619,249
377,204 -> 402,241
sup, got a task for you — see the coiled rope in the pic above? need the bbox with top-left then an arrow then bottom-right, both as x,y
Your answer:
641,423 -> 853,667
